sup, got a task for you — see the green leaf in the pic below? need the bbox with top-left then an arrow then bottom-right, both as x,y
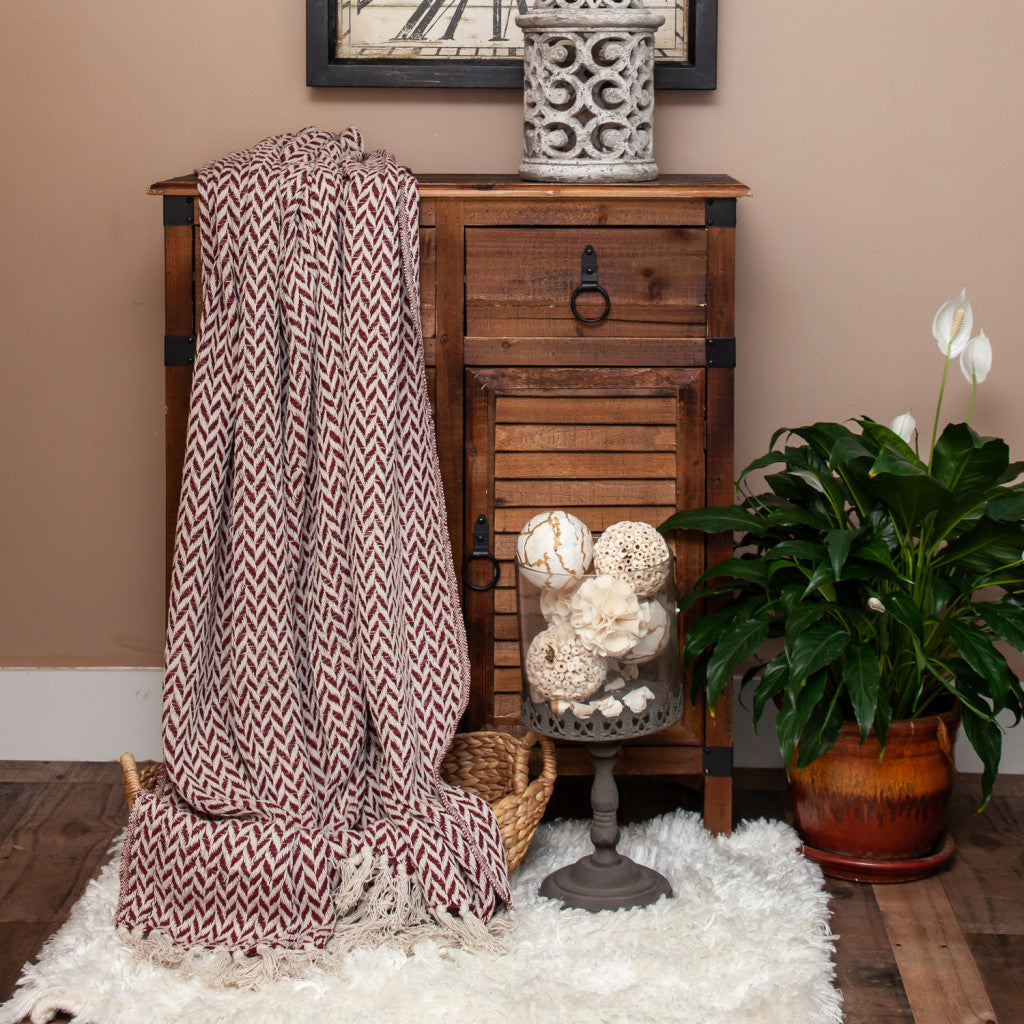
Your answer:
825,528 -> 861,579
782,601 -> 828,636
776,671 -> 828,770
829,434 -> 878,516
829,432 -> 878,468
929,577 -> 960,618
978,598 -> 1024,653
682,600 -> 759,666
884,591 -> 925,640
853,535 -> 899,574
935,518 -> 1024,574
863,454 -> 951,534
796,694 -> 845,769
787,421 -> 859,459
752,658 -> 789,727
787,624 -> 851,683
842,644 -> 881,741
769,539 -> 828,563
738,447 -> 789,482
932,423 -> 1009,495
660,506 -> 765,536
858,418 -> 925,468
945,620 -> 1014,703
960,705 -> 1003,810
704,617 -> 771,708
763,504 -> 834,532
764,469 -> 833,511
998,461 -> 1024,485
922,426 -> 1013,541
986,488 -> 1024,521
693,556 -> 771,588
801,561 -> 836,598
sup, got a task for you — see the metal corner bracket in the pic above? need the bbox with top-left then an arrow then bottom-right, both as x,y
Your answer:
165,335 -> 195,367
705,337 -> 736,368
704,198 -> 736,228
703,745 -> 733,778
163,195 -> 195,226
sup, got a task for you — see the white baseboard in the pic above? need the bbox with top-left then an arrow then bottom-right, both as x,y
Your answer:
0,668 -> 163,761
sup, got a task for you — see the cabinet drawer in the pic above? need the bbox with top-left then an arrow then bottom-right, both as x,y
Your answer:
465,227 -> 707,340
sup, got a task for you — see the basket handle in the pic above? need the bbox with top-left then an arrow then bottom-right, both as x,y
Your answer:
511,731 -> 557,797
120,752 -> 143,811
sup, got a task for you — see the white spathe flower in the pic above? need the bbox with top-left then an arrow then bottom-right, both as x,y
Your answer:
933,288 -> 974,358
867,596 -> 885,613
890,411 -> 916,443
959,330 -> 992,384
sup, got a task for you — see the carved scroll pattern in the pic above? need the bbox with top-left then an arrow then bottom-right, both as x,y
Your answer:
522,30 -> 657,176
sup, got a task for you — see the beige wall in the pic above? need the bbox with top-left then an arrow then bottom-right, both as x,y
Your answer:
2,1 -> 1023,669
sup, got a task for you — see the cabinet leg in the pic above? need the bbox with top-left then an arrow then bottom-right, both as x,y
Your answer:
702,774 -> 733,835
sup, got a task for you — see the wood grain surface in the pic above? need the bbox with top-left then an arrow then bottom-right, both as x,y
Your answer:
3,764 -> 1022,1023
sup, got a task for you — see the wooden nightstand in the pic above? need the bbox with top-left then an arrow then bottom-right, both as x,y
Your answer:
150,172 -> 750,833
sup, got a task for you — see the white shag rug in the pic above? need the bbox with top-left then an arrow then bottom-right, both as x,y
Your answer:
1,811 -> 842,1024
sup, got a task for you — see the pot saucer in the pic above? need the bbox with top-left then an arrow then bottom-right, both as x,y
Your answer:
799,831 -> 955,883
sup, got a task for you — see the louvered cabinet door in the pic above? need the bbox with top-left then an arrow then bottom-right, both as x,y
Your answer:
463,366 -> 707,770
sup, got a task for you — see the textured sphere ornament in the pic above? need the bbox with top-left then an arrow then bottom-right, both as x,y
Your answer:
525,623 -> 608,702
516,0 -> 665,183
593,520 -> 671,597
517,510 -> 594,590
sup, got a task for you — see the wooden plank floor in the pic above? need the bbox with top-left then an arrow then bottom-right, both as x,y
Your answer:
1,762 -> 1021,1023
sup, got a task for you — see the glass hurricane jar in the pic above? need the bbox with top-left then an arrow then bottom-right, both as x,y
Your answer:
516,555 -> 682,741
516,553 -> 683,911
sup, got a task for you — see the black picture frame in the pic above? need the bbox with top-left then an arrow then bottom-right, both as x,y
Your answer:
307,0 -> 717,90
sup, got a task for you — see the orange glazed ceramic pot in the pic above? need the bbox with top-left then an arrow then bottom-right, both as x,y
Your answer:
788,706 -> 959,865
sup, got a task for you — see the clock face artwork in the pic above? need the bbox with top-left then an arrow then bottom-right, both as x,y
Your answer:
334,0 -> 690,61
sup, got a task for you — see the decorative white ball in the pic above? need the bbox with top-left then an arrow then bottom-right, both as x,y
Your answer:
619,598 -> 672,665
540,586 -> 575,627
568,574 -> 643,658
524,623 -> 607,703
517,511 -> 593,591
592,520 -> 671,598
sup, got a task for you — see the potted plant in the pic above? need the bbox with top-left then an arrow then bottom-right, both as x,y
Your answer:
662,290 -> 1024,880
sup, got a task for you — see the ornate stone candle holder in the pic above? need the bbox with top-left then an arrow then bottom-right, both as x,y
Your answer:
516,0 -> 665,183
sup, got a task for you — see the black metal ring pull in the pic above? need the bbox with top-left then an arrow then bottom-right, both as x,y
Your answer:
462,513 -> 501,592
570,244 -> 611,324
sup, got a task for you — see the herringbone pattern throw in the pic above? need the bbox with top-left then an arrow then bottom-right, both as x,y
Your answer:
116,128 -> 511,984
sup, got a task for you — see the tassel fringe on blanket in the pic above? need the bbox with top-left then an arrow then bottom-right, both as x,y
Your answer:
115,127 -> 512,986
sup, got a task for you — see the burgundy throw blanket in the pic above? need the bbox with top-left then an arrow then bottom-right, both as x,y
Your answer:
116,128 -> 511,983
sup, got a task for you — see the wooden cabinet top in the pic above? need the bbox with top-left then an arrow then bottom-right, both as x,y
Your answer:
149,172 -> 751,201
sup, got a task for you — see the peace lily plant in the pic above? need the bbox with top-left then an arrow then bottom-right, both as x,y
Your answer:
662,290 -> 1024,807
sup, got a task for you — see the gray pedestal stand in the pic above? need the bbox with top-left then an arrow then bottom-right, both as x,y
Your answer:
540,740 -> 672,911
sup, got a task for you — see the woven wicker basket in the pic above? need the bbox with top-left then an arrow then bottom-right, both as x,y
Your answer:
120,730 -> 556,873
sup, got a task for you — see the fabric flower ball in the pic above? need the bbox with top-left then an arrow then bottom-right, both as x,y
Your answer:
525,623 -> 607,703
517,511 -> 593,591
592,520 -> 671,598
619,598 -> 672,665
540,586 -> 575,627
569,574 -> 643,658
